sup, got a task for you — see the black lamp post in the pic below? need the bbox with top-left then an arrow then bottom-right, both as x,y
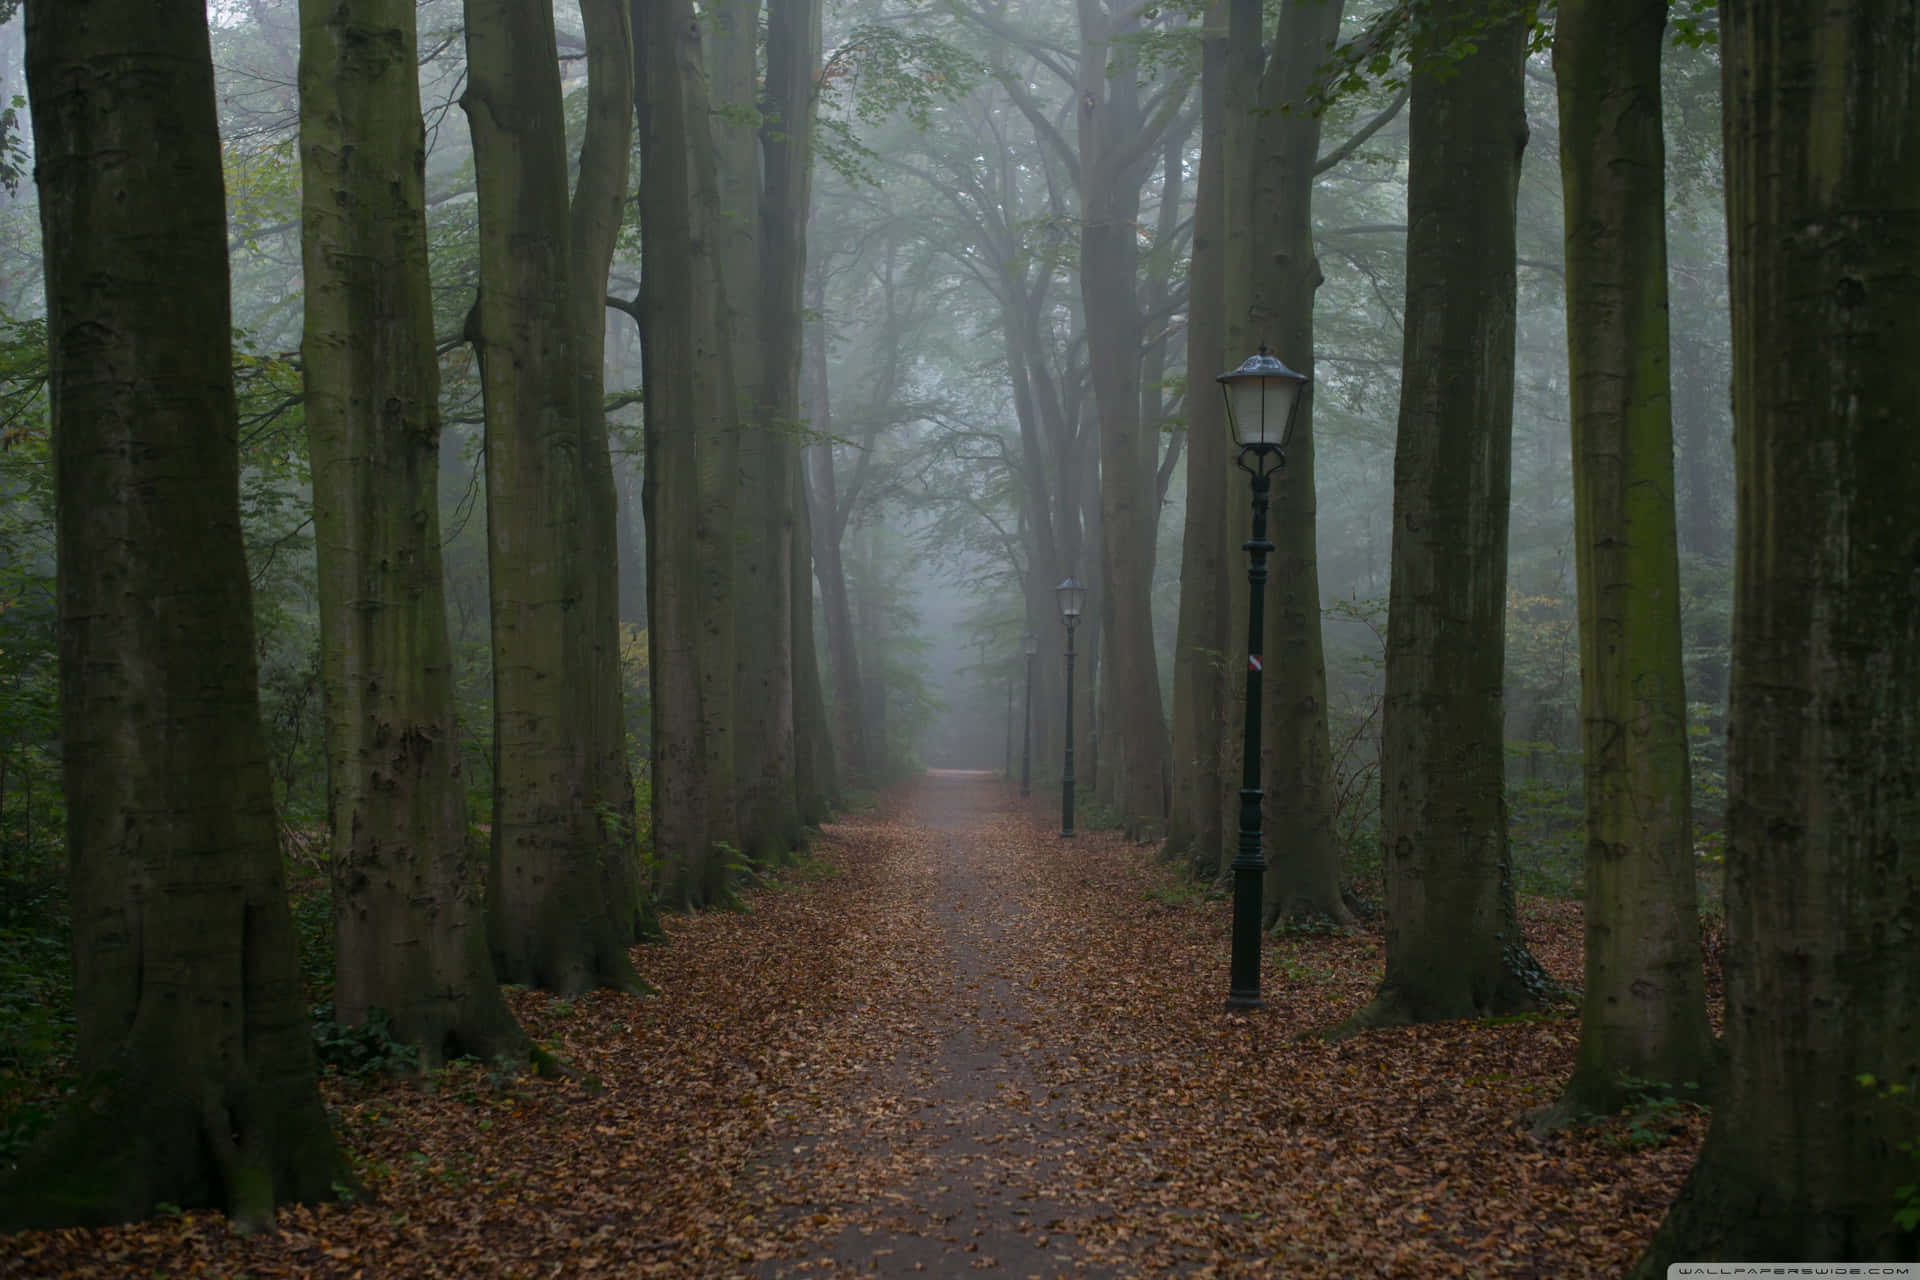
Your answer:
1021,631 -> 1038,796
1004,672 -> 1014,778
1217,346 -> 1309,1010
1056,577 -> 1086,838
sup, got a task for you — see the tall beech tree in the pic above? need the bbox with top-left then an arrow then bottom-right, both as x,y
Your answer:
637,0 -> 745,906
4,0 -> 349,1228
298,0 -> 528,1068
1231,0 -> 1372,926
637,0 -> 822,890
1545,0 -> 1712,1122
1074,0 -> 1181,834
1336,0 -> 1551,1033
1165,0 -> 1230,875
1634,0 -> 1919,1267
462,0 -> 645,993
766,0 -> 834,827
1172,0 -> 1399,925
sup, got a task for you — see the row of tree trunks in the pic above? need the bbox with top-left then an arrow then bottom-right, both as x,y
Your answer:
1075,0 -> 1172,838
638,0 -> 825,903
764,0 -> 835,827
1168,0 -> 1351,929
461,0 -> 644,996
803,272 -> 873,788
1164,0 -> 1231,875
299,0 -> 528,1066
1635,0 -> 1920,1266
637,0 -> 737,908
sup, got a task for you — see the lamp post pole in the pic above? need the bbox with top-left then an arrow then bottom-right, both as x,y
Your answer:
1061,620 -> 1078,838
1216,346 -> 1309,1011
1004,674 -> 1014,778
1021,633 -> 1037,796
1228,456 -> 1278,1008
1056,578 -> 1085,838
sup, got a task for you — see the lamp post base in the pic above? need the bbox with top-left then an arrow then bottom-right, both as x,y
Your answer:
1224,994 -> 1267,1012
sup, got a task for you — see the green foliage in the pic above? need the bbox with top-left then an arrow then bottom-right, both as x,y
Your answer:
1855,1074 -> 1920,1231
289,876 -> 335,1002
0,311 -> 72,1150
0,94 -> 24,196
1309,0 -> 1550,110
309,1004 -> 421,1081
1668,1 -> 1719,50
1144,872 -> 1225,911
1597,1074 -> 1707,1151
815,21 -> 982,186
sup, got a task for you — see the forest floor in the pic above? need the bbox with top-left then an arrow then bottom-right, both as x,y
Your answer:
1,770 -> 1710,1279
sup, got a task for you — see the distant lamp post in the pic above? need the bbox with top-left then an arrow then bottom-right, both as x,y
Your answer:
1021,631 -> 1038,797
1055,577 -> 1087,838
1217,346 -> 1309,1010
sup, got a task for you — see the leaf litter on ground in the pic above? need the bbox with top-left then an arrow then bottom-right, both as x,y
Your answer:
0,771 -> 1706,1278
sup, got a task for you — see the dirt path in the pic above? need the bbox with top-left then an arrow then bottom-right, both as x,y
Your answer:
746,770 -> 1119,1277
0,771 -> 1693,1280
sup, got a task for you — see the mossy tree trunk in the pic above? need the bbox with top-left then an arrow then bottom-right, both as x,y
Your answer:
5,0 -> 350,1230
1545,0 -> 1713,1122
1631,0 -> 1920,1268
462,0 -> 644,994
298,0 -> 528,1070
1336,0 -> 1550,1035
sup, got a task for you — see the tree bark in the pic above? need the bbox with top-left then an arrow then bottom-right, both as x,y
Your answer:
1166,0 -> 1229,874
636,0 -> 742,906
802,273 -> 871,788
463,0 -> 644,993
1632,0 -> 1920,1267
707,0 -> 800,866
1544,0 -> 1713,1123
299,0 -> 527,1066
5,0 -> 350,1229
1076,0 -> 1173,836
1244,0 -> 1355,927
1335,0 -> 1551,1034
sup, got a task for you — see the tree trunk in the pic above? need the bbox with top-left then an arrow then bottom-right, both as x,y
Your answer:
1077,0 -> 1171,837
1545,0 -> 1713,1123
1166,0 -> 1229,874
636,0 -> 741,906
1244,0 -> 1355,928
802,276 -> 871,788
463,0 -> 643,993
571,0 -> 652,945
708,0 -> 799,866
775,0 -> 834,828
299,0 -> 527,1066
5,0 -> 349,1229
1335,0 -> 1550,1034
790,459 -> 836,824
1632,0 -> 1920,1267
743,0 -> 823,858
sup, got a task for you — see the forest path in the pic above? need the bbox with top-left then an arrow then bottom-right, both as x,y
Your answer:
745,769 -> 1128,1277
0,772 -> 1684,1280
